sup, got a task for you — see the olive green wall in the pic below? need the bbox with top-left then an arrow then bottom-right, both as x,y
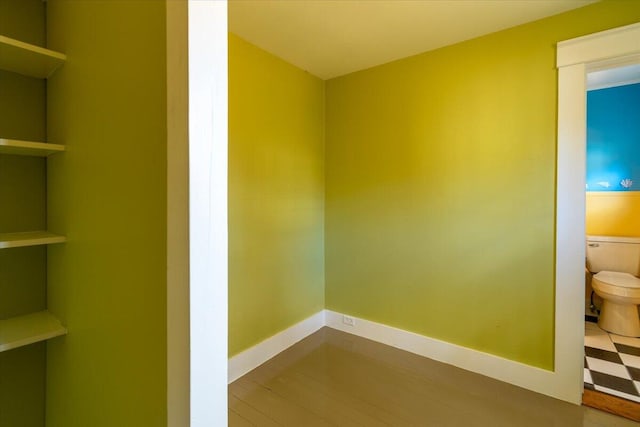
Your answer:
0,1 -> 47,425
45,1 -> 167,426
325,1 -> 640,370
228,34 -> 325,356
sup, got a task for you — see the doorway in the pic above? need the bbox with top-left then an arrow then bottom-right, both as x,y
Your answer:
582,62 -> 640,420
556,22 -> 640,419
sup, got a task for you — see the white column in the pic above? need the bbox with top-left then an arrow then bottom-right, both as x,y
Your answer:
188,0 -> 229,425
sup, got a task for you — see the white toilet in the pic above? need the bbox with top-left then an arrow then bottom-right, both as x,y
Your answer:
586,235 -> 640,337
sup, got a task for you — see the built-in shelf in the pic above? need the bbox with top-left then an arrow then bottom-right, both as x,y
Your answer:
0,138 -> 65,156
0,310 -> 66,352
0,35 -> 66,78
0,231 -> 66,249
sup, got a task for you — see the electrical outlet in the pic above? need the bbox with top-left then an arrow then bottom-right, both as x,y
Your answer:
342,315 -> 356,327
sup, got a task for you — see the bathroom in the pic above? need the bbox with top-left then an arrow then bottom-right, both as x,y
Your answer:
583,69 -> 640,408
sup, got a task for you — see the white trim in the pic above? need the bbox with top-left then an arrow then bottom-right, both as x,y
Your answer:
228,311 -> 326,383
228,310 -> 579,402
228,309 -> 576,403
188,0 -> 228,425
324,311 -> 563,399
557,22 -> 640,68
556,22 -> 640,405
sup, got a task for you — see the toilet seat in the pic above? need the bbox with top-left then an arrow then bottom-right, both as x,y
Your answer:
594,271 -> 640,289
592,271 -> 640,300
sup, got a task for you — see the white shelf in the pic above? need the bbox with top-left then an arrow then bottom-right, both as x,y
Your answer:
0,138 -> 65,156
0,35 -> 66,78
0,231 -> 66,249
0,310 -> 66,352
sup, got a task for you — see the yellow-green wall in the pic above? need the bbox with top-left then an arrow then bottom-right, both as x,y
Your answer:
0,1 -> 47,425
228,34 -> 325,356
45,1 -> 167,425
325,1 -> 640,370
587,192 -> 640,237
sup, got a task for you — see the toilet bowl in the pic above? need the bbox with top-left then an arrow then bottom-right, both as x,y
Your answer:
592,270 -> 640,337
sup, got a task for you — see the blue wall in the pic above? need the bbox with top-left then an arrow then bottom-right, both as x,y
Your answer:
587,83 -> 640,192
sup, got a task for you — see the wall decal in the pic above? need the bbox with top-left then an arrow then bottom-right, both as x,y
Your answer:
587,83 -> 640,192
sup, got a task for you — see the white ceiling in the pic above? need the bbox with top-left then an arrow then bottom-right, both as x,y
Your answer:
229,0 -> 597,80
587,63 -> 640,91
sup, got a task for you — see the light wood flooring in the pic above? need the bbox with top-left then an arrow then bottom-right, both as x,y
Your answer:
229,327 -> 638,426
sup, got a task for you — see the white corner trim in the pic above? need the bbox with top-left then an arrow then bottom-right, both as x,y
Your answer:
228,310 -> 326,383
189,1 -> 228,425
323,311 -> 572,402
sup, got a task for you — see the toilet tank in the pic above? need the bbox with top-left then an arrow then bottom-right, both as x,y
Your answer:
586,235 -> 640,275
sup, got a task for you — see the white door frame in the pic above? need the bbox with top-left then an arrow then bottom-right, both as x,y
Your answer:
555,22 -> 640,404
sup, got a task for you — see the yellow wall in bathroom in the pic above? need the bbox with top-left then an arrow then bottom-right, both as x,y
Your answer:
325,1 -> 640,370
228,34 -> 325,356
586,192 -> 640,237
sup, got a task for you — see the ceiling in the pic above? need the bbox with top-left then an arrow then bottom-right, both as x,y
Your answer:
228,0 -> 597,80
587,63 -> 640,91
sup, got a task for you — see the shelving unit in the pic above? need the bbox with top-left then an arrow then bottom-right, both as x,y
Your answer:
0,311 -> 67,352
0,231 -> 66,249
0,138 -> 65,156
0,35 -> 66,78
0,32 -> 68,356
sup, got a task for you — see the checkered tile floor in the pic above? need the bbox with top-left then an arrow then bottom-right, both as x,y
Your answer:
584,321 -> 640,402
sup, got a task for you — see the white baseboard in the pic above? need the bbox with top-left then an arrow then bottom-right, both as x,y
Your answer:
227,310 -> 325,383
228,309 -> 576,404
324,310 -> 574,403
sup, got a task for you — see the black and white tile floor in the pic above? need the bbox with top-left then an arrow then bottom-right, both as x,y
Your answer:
584,321 -> 640,403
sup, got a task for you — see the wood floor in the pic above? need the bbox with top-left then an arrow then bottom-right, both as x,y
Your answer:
582,389 -> 640,422
229,327 -> 638,426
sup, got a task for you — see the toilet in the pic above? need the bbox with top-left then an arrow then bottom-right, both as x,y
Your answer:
586,235 -> 640,337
